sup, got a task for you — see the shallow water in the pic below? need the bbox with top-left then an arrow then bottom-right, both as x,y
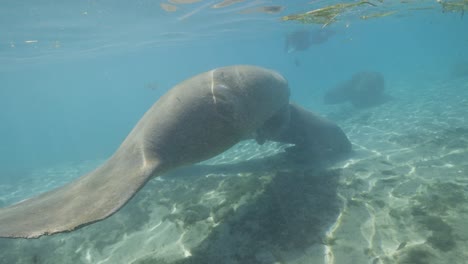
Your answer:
1,1 -> 468,263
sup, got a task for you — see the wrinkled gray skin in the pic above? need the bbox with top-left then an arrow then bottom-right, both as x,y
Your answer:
257,103 -> 352,162
0,65 -> 290,238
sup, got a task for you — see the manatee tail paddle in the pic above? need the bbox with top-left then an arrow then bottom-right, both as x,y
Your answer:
0,147 -> 161,239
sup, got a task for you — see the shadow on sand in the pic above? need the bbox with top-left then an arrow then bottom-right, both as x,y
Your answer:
153,153 -> 345,264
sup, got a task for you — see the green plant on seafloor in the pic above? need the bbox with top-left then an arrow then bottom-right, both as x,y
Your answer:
281,1 -> 376,25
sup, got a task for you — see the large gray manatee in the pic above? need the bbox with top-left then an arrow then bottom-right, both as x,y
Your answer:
0,65 -> 290,238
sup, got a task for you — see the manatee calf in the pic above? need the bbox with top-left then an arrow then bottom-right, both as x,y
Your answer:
0,65 -> 290,238
257,103 -> 352,162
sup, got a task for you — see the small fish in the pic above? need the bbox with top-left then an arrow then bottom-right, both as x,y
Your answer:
294,58 -> 301,67
380,160 -> 393,166
397,241 -> 407,250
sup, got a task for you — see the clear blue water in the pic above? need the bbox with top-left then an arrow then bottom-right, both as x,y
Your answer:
1,1 -> 468,263
1,1 -> 466,175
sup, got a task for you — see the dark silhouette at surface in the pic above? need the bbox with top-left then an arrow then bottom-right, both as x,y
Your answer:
284,28 -> 336,53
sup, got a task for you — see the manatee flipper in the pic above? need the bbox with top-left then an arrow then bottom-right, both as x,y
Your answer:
255,104 -> 290,145
0,146 -> 160,238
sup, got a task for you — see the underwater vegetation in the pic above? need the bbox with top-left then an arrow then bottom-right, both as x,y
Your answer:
439,0 -> 468,16
324,71 -> 390,108
281,0 -> 464,26
282,1 -> 376,26
360,10 -> 398,20
160,0 -> 285,14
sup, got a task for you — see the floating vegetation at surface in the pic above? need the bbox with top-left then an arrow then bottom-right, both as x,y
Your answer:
409,6 -> 436,11
439,0 -> 468,15
281,0 -> 463,26
212,0 -> 245,9
158,0 -> 463,24
360,10 -> 397,20
282,1 -> 376,26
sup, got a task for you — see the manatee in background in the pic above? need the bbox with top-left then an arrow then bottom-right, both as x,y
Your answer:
450,61 -> 468,78
284,28 -> 336,53
324,71 -> 391,108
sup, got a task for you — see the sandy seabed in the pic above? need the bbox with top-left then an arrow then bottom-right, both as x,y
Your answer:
1,77 -> 467,264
